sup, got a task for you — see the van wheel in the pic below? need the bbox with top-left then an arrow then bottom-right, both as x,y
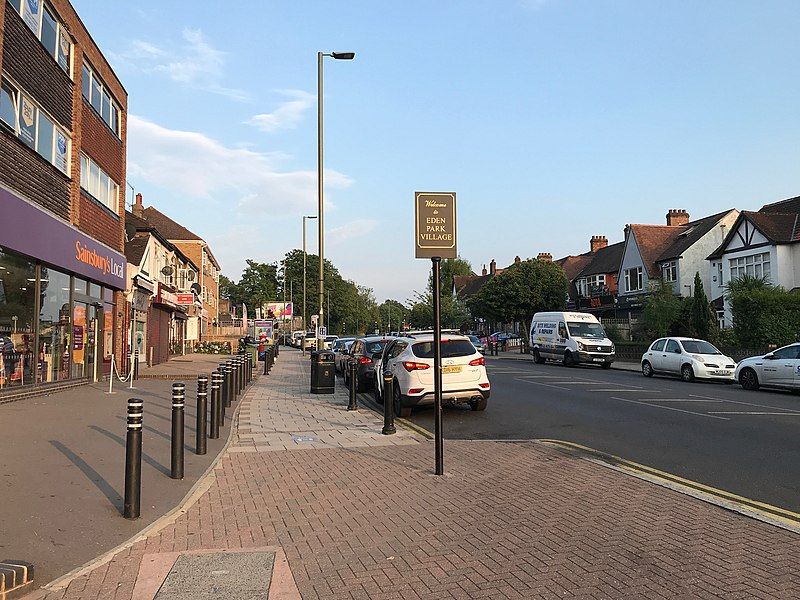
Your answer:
739,368 -> 760,391
471,398 -> 488,411
680,364 -> 695,382
641,361 -> 653,377
533,350 -> 546,364
563,351 -> 576,367
394,385 -> 412,418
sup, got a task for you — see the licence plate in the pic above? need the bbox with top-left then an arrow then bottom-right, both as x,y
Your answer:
442,365 -> 462,374
714,370 -> 730,376
593,358 -> 604,363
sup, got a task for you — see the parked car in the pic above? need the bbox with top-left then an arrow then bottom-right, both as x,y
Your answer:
344,336 -> 396,392
332,337 -> 355,374
291,331 -> 304,347
323,335 -> 339,350
529,312 -> 615,368
376,334 -> 490,417
641,337 -> 736,382
468,334 -> 485,355
301,333 -> 317,351
735,343 -> 800,391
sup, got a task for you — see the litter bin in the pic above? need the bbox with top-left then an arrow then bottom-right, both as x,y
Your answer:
310,350 -> 335,394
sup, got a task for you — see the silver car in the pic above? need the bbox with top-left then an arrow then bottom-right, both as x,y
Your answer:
735,343 -> 800,391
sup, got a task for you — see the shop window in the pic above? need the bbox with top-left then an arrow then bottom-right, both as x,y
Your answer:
37,267 -> 71,383
0,80 -> 16,129
89,282 -> 101,298
0,248 -> 37,389
73,276 -> 87,294
7,0 -> 72,75
82,62 -> 120,135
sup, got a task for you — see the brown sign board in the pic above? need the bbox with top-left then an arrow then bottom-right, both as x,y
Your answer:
415,192 -> 457,259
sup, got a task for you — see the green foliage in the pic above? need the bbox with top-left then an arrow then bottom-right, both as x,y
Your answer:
237,260 -> 278,312
193,340 -> 232,354
640,279 -> 682,339
377,299 -> 408,332
428,257 -> 473,298
690,272 -> 716,341
218,274 -> 237,301
469,259 -> 568,339
727,277 -> 800,348
407,291 -> 471,330
605,324 -> 625,343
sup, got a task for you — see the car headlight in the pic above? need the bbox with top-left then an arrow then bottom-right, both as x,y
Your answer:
611,343 -> 615,352
691,355 -> 703,362
576,341 -> 585,351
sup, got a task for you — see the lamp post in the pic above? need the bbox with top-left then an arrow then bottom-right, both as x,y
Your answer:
317,50 -> 355,350
302,215 -> 317,350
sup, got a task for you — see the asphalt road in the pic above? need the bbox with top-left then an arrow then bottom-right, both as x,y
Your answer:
406,356 -> 800,513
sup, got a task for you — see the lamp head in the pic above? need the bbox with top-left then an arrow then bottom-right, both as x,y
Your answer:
331,52 -> 355,60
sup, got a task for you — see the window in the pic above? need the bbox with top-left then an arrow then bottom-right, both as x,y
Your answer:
773,345 -> 800,360
730,253 -> 771,281
585,274 -> 607,296
412,340 -> 476,359
82,63 -> 120,135
8,0 -> 72,74
665,339 -> 680,353
575,278 -> 587,298
661,261 -> 677,282
0,79 -> 70,174
80,154 -> 119,213
624,266 -> 643,292
651,339 -> 666,352
716,310 -> 725,330
717,262 -> 723,287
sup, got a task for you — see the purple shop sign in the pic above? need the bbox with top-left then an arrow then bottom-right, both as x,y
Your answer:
0,186 -> 126,289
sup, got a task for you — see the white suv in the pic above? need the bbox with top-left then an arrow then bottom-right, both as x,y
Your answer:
374,334 -> 490,417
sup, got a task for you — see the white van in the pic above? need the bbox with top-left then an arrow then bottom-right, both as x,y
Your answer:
529,312 -> 615,368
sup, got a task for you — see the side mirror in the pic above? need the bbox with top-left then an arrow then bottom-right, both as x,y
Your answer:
764,353 -> 776,360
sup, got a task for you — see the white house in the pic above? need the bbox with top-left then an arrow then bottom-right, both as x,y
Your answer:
707,196 -> 800,327
617,209 -> 739,315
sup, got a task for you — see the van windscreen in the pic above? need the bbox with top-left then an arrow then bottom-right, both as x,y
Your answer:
567,321 -> 606,339
412,340 -> 476,359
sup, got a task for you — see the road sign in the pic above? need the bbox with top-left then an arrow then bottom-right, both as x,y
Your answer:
317,326 -> 327,338
415,192 -> 457,259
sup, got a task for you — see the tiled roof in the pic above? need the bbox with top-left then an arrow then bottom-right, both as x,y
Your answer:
708,208 -> 800,259
141,207 -> 203,241
759,195 -> 800,215
124,233 -> 149,265
655,210 -> 735,262
555,253 -> 593,280
453,274 -> 491,299
576,241 -> 625,278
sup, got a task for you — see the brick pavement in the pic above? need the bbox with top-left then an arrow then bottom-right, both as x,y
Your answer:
32,348 -> 800,600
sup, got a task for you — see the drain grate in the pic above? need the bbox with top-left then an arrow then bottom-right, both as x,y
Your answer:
155,551 -> 275,599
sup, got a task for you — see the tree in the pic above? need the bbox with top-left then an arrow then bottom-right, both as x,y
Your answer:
378,299 -> 408,332
690,272 -> 715,340
725,275 -> 800,348
470,259 -> 567,340
218,275 -> 238,302
236,260 -> 278,313
407,291 -> 471,330
637,279 -> 683,340
428,257 -> 473,298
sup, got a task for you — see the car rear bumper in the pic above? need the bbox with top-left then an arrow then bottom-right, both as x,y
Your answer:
406,387 -> 490,406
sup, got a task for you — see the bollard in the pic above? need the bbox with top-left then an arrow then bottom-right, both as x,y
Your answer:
171,382 -> 185,480
133,351 -> 140,380
264,349 -> 268,375
240,356 -> 246,390
219,369 -> 226,426
382,372 -> 396,435
195,375 -> 208,455
210,372 -> 221,438
227,361 -> 235,405
347,360 -> 358,411
123,397 -> 143,519
275,342 -> 279,358
219,363 -> 228,409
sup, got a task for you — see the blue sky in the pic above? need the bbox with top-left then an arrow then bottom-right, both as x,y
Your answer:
72,0 -> 800,302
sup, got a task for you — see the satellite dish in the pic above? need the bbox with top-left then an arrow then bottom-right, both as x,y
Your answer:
161,265 -> 174,276
191,283 -> 201,295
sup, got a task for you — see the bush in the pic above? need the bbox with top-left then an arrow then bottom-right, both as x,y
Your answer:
194,341 -> 232,354
605,324 -> 625,343
729,286 -> 800,348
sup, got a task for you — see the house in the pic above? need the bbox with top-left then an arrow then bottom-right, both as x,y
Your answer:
572,238 -> 626,315
0,0 -> 128,393
707,195 -> 800,327
125,209 -> 202,365
131,195 -> 222,334
617,209 -> 739,314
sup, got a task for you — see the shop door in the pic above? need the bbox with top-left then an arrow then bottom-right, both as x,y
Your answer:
71,303 -> 98,381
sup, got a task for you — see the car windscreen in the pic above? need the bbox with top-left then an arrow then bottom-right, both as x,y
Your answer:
365,341 -> 386,355
567,321 -> 606,339
680,340 -> 720,355
412,340 -> 477,359
468,336 -> 480,343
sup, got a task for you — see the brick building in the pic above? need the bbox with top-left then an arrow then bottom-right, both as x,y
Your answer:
0,0 -> 127,395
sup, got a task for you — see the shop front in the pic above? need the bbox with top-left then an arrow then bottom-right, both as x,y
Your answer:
0,186 -> 126,392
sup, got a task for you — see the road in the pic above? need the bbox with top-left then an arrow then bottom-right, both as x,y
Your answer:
405,356 -> 800,513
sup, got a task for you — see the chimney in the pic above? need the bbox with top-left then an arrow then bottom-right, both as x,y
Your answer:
514,255 -> 521,263
624,224 -> 630,238
666,209 -> 689,226
536,252 -> 552,262
590,235 -> 608,253
489,259 -> 497,275
481,264 -> 487,276
133,193 -> 144,217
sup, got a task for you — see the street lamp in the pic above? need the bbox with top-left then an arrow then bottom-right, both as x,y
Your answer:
302,215 -> 317,356
317,50 -> 355,349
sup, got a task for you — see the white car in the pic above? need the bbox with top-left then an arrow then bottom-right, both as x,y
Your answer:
735,343 -> 800,392
375,334 -> 490,417
641,337 -> 736,382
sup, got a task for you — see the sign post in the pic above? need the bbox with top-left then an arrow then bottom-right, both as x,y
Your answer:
415,191 -> 457,476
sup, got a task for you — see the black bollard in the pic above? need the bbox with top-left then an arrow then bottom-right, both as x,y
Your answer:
382,372 -> 396,435
219,363 -> 228,409
133,350 -> 140,379
195,375 -> 208,455
218,369 -> 226,426
123,397 -> 143,519
347,360 -> 358,411
171,382 -> 185,480
264,349 -> 268,375
275,342 -> 279,358
210,371 -> 221,438
227,361 -> 235,405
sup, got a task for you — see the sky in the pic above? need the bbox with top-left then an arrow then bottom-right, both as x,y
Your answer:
72,0 -> 800,302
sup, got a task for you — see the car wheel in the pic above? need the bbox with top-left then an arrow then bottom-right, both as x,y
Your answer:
470,398 -> 488,411
642,361 -> 653,377
394,384 -> 411,418
533,350 -> 546,365
563,351 -> 576,367
739,368 -> 760,391
680,364 -> 695,382
600,362 -> 611,370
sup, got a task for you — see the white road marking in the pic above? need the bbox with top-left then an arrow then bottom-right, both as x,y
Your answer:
591,389 -> 661,393
635,398 -> 725,403
708,411 -> 800,416
689,395 -> 800,414
514,375 -> 570,379
610,397 -> 730,420
514,378 -> 569,391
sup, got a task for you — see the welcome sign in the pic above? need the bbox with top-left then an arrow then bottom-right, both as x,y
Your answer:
0,185 -> 126,289
415,192 -> 457,259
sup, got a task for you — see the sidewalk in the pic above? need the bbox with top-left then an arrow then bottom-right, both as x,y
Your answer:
31,348 -> 800,599
0,355 -> 239,590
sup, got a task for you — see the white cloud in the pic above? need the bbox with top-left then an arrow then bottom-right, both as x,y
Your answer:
328,219 -> 379,246
113,28 -> 250,102
127,115 -> 353,212
246,90 -> 316,133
